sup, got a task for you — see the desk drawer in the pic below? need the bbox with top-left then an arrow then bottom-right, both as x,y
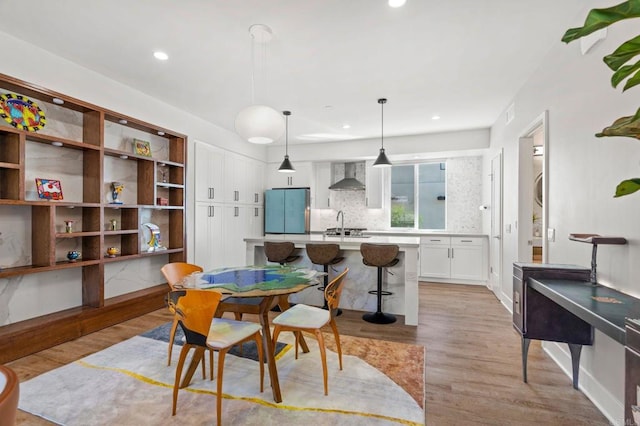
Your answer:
451,237 -> 483,246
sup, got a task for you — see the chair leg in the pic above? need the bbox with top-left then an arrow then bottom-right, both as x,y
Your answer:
272,326 -> 282,354
254,333 -> 264,392
329,319 -> 343,371
209,349 -> 214,381
294,331 -> 301,359
168,317 -> 179,366
201,353 -> 206,379
216,350 -> 227,426
172,344 -> 191,416
315,329 -> 329,395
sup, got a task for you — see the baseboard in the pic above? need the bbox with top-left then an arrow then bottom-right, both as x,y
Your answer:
542,341 -> 623,425
418,277 -> 486,286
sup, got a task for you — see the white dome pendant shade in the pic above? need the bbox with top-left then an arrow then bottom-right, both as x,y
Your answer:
235,105 -> 285,144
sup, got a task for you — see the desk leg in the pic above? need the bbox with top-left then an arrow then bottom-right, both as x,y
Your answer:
259,295 -> 282,403
180,347 -> 205,389
568,343 -> 582,390
522,337 -> 531,383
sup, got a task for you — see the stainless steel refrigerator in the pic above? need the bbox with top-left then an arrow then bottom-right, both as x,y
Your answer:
264,188 -> 310,234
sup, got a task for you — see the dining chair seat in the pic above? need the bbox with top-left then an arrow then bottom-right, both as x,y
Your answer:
273,303 -> 331,329
207,318 -> 262,348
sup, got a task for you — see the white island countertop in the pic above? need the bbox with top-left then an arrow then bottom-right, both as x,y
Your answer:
244,234 -> 420,248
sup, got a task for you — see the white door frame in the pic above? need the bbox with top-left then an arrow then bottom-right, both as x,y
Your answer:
518,111 -> 549,263
489,150 -> 503,299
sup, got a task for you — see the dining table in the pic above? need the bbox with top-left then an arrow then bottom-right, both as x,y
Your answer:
176,264 -> 322,403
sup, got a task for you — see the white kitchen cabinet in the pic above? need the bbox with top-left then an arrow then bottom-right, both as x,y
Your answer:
312,162 -> 332,209
194,201 -> 225,271
267,161 -> 312,188
194,142 -> 225,202
419,237 -> 450,279
420,236 -> 487,283
365,160 -> 384,208
249,161 -> 265,204
224,152 -> 249,203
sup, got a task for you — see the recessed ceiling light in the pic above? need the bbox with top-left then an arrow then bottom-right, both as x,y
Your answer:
153,51 -> 169,61
52,98 -> 64,105
157,131 -> 165,136
388,0 -> 407,7
118,119 -> 128,125
51,141 -> 63,147
342,124 -> 351,129
432,115 -> 441,120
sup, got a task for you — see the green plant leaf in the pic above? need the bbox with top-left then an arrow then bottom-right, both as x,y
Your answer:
595,107 -> 640,139
562,1 -> 640,43
614,178 -> 640,197
611,59 -> 640,87
623,68 -> 640,90
603,35 -> 640,71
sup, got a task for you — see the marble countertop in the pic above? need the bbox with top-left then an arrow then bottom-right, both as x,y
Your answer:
362,230 -> 488,238
245,234 -> 420,248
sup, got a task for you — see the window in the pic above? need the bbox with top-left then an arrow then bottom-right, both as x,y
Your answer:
390,162 -> 446,229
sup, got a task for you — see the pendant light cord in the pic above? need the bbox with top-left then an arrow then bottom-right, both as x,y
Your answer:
285,113 -> 289,155
381,100 -> 384,149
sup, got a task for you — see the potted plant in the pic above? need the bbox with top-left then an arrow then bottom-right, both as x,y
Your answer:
562,0 -> 640,196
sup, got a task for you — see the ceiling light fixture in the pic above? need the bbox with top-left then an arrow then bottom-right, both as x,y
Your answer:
278,111 -> 295,173
235,24 -> 284,144
157,131 -> 165,136
51,141 -> 63,147
432,115 -> 441,120
373,98 -> 392,168
118,119 -> 127,125
52,97 -> 64,105
342,124 -> 351,129
153,51 -> 169,61
388,0 -> 407,8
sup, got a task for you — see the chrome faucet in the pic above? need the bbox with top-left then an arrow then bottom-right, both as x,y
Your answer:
336,210 -> 344,236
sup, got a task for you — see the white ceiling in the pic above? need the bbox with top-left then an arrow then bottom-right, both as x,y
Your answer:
0,0 -> 587,145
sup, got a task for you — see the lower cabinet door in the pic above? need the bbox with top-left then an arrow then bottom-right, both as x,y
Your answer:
420,244 -> 450,278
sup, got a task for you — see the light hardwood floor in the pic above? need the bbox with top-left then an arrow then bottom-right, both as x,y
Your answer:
9,282 -> 609,425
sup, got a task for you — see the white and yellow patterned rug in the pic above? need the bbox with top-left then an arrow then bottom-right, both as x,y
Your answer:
18,325 -> 425,425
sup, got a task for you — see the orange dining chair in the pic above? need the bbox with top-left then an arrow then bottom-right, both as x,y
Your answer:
0,365 -> 19,426
271,268 -> 349,395
170,289 -> 264,426
161,262 -> 204,367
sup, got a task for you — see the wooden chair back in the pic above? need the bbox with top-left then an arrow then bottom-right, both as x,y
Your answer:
0,365 -> 19,426
169,289 -> 221,348
161,262 -> 203,290
325,268 -> 349,314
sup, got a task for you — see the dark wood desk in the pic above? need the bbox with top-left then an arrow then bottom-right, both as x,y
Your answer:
513,263 -> 640,425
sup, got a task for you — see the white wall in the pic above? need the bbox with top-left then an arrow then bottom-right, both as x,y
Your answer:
485,1 -> 640,423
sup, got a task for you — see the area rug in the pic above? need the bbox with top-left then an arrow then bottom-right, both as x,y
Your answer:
18,323 -> 425,425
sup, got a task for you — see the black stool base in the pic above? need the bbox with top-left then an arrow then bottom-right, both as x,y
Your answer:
362,311 -> 396,324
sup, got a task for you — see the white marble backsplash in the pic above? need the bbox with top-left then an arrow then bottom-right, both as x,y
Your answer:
311,156 -> 483,233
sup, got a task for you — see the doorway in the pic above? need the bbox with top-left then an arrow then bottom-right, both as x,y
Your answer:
489,151 -> 503,299
518,112 -> 548,264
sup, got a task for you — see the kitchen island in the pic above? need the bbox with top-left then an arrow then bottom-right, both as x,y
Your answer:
244,235 -> 420,326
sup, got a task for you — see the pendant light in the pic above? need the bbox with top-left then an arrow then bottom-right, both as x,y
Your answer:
373,98 -> 392,167
234,24 -> 284,144
278,111 -> 295,173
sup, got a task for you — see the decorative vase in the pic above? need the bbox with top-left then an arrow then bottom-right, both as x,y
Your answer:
67,250 -> 80,262
64,220 -> 74,233
110,219 -> 117,231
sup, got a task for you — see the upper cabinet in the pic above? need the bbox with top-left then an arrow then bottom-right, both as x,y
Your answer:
194,142 -> 224,202
266,161 -> 312,189
312,162 -> 332,209
365,160 -> 384,209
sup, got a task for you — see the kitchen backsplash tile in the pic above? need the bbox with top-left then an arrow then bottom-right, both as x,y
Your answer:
311,156 -> 482,233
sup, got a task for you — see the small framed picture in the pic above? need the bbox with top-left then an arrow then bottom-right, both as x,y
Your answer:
35,178 -> 63,200
133,138 -> 152,157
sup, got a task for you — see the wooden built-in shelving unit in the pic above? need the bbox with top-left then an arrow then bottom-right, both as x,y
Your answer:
0,73 -> 186,362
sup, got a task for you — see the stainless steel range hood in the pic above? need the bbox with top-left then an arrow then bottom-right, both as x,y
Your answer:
329,162 -> 365,191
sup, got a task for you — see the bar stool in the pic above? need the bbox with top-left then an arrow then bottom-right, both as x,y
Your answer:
264,241 -> 300,312
360,243 -> 399,324
306,243 -> 344,314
